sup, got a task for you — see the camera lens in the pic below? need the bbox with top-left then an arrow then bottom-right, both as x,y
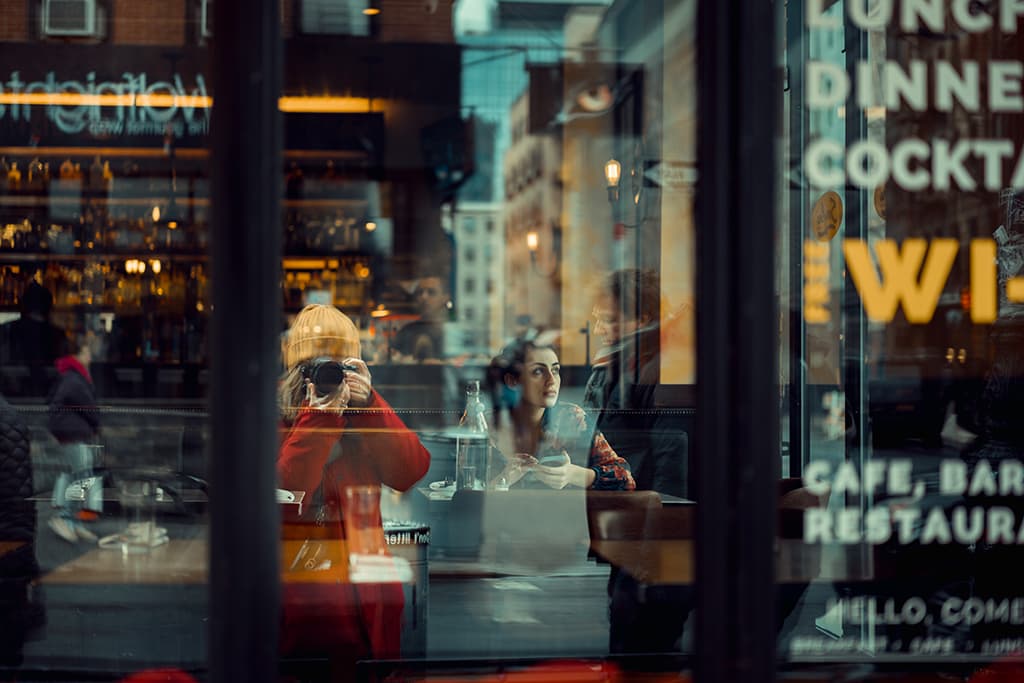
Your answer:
305,358 -> 346,397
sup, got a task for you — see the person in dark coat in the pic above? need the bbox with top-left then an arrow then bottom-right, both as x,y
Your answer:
47,333 -> 100,544
583,269 -> 688,497
0,394 -> 44,671
584,269 -> 692,656
0,282 -> 64,397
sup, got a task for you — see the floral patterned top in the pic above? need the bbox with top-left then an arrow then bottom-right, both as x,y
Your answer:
505,402 -> 635,491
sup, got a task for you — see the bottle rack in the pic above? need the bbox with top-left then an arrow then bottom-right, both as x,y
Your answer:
1,149 -> 379,368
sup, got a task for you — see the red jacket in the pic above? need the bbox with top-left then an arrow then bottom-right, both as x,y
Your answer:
278,390 -> 430,502
277,390 -> 430,669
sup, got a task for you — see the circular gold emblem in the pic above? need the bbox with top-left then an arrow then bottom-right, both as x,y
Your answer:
811,191 -> 843,242
873,183 -> 886,221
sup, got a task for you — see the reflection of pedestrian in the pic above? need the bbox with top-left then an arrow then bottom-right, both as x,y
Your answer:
277,304 -> 430,680
47,332 -> 100,544
0,394 -> 43,671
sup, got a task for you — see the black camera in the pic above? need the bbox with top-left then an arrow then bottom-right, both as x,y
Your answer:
301,357 -> 356,397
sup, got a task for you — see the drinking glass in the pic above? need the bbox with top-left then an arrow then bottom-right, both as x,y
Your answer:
342,485 -> 386,556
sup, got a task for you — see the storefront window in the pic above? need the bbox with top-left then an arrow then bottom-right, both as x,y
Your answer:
275,0 -> 696,678
1,0 -> 703,680
781,0 -> 1024,676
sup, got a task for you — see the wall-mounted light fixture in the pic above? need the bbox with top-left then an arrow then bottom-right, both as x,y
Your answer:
604,158 -> 621,202
526,230 -> 539,253
526,226 -> 559,277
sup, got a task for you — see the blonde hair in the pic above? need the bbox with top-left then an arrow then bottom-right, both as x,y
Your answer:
279,305 -> 361,421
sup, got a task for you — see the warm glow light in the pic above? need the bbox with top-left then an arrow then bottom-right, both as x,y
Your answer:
278,96 -> 382,113
138,261 -> 146,273
371,306 -> 390,318
282,258 -> 327,270
151,206 -> 161,222
363,7 -> 380,14
0,93 -> 212,108
526,230 -> 539,252
355,264 -> 371,279
0,93 -> 384,114
604,159 -> 621,187
365,221 -> 377,232
151,259 -> 162,274
167,221 -> 178,229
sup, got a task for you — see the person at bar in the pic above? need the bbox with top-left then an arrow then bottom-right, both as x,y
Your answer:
391,274 -> 449,363
0,282 -> 65,397
277,304 -> 430,680
490,338 -> 634,491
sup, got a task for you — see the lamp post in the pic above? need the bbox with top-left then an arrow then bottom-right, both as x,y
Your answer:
605,158 -> 624,270
604,158 -> 621,203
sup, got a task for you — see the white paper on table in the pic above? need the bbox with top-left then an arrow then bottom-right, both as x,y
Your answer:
348,554 -> 413,583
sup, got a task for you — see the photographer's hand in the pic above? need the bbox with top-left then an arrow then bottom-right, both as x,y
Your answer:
305,378 -> 350,412
344,358 -> 373,407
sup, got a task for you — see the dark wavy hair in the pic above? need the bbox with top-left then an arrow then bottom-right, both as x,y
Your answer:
604,269 -> 660,324
493,338 -> 558,382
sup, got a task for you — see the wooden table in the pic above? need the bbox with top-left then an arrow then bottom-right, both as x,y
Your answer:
40,538 -> 353,585
589,539 -> 874,585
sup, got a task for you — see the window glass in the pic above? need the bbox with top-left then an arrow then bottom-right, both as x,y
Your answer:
0,0 -> 698,680
275,0 -> 696,679
0,3 -> 212,678
780,0 -> 1024,674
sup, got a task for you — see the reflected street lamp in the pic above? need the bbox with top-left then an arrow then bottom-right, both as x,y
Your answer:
604,158 -> 621,203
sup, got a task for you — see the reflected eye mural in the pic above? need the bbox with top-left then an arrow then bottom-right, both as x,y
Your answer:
526,64 -> 642,133
575,84 -> 614,113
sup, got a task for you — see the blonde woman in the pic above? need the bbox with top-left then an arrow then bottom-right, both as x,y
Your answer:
277,304 -> 429,675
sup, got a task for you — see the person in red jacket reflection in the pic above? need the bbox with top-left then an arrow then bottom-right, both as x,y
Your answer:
276,304 -> 430,679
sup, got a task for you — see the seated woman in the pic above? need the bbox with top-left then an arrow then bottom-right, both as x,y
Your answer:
277,304 -> 430,679
491,340 -> 635,491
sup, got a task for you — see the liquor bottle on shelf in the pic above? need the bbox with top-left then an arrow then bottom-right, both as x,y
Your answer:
27,158 -> 45,191
102,161 -> 114,192
7,162 -> 21,190
88,156 -> 104,191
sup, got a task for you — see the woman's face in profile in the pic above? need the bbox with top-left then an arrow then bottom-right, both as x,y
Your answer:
518,347 -> 561,410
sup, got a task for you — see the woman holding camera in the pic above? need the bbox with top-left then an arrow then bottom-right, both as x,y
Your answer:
277,304 -> 430,679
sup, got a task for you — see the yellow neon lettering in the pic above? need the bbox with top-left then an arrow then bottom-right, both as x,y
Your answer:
970,239 -> 998,323
843,238 -> 958,323
806,306 -> 830,323
805,282 -> 830,303
804,241 -> 830,259
805,263 -> 830,280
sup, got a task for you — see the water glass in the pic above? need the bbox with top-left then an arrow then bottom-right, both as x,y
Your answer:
342,485 -> 386,556
119,478 -> 157,555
